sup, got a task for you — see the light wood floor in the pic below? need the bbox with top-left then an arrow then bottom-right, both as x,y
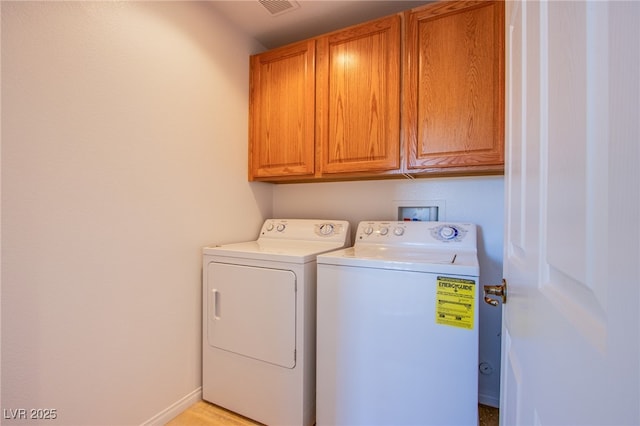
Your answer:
166,401 -> 262,426
166,400 -> 499,426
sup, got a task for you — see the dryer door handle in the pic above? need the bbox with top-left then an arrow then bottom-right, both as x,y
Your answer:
211,289 -> 221,320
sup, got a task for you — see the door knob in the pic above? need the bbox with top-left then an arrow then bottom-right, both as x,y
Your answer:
483,279 -> 507,306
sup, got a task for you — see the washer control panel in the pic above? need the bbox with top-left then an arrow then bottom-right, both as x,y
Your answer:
356,221 -> 475,248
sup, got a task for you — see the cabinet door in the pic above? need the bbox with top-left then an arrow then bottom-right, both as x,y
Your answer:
249,40 -> 316,180
404,1 -> 504,173
316,15 -> 401,175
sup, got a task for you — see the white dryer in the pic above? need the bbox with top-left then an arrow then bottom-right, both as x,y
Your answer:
202,219 -> 350,426
316,221 -> 480,426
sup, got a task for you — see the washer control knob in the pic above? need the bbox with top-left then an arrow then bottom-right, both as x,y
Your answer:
265,222 -> 274,232
276,223 -> 286,232
393,226 -> 405,236
439,226 -> 458,240
319,223 -> 334,235
379,226 -> 389,236
363,226 -> 374,235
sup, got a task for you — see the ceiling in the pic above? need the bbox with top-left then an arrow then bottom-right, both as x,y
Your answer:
208,0 -> 433,50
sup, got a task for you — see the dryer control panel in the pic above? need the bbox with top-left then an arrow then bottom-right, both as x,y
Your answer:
355,221 -> 476,249
260,219 -> 349,243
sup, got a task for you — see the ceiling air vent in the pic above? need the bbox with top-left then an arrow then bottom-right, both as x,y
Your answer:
258,0 -> 300,17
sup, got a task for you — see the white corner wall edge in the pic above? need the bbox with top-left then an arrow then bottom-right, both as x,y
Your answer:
141,387 -> 202,426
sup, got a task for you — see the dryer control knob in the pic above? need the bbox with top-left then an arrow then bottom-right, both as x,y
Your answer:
439,226 -> 458,240
393,227 -> 405,236
319,223 -> 334,235
363,226 -> 374,235
265,223 -> 274,231
379,226 -> 389,236
276,223 -> 286,232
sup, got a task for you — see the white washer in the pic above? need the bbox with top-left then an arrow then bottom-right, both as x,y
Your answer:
202,219 -> 350,426
316,221 -> 480,426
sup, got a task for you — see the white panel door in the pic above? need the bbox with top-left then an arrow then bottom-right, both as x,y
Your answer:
207,262 -> 296,369
501,1 -> 639,424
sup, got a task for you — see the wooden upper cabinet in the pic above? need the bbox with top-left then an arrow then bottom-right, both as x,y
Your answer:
404,1 -> 505,173
316,15 -> 401,175
249,40 -> 316,180
248,1 -> 504,182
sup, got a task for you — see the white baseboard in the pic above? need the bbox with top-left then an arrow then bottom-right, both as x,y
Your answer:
141,387 -> 202,426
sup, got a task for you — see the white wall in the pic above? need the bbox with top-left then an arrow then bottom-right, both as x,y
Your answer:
1,2 -> 271,425
273,176 -> 504,406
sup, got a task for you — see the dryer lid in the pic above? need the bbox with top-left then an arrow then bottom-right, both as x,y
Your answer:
203,218 -> 351,263
204,239 -> 349,263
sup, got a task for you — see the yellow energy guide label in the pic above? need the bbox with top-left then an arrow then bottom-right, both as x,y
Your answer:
435,276 -> 476,329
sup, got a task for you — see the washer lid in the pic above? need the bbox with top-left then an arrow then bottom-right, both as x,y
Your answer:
317,246 -> 479,276
203,239 -> 349,263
